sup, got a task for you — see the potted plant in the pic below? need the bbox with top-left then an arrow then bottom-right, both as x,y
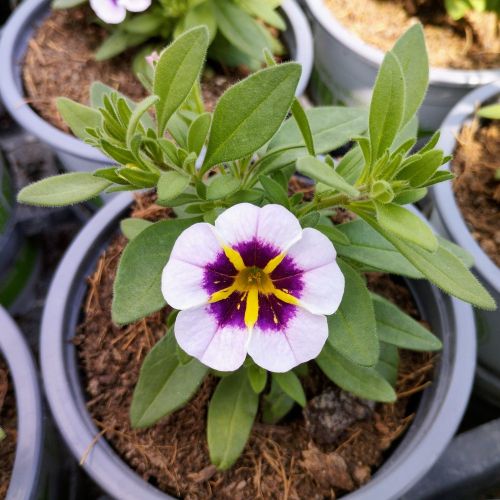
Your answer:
0,306 -> 43,499
0,0 -> 313,173
0,149 -> 39,314
430,80 -> 500,406
304,0 -> 500,131
20,26 -> 494,498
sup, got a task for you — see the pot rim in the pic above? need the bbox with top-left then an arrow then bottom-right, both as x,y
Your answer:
40,192 -> 477,500
0,307 -> 43,500
432,80 -> 500,293
304,0 -> 500,88
0,0 -> 313,164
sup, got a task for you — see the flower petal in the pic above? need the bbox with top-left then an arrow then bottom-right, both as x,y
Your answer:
175,306 -> 248,371
215,203 -> 302,252
119,0 -> 151,12
161,223 -> 222,310
285,228 -> 344,315
247,307 -> 328,372
90,0 -> 126,23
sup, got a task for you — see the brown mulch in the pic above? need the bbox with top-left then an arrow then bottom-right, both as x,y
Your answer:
325,0 -> 500,70
75,192 -> 436,499
452,119 -> 500,267
0,361 -> 17,498
23,8 -> 241,134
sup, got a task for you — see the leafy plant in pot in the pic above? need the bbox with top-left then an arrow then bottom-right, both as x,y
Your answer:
304,0 -> 500,130
0,306 -> 43,499
21,26 -> 494,498
430,80 -> 500,407
0,0 -> 312,174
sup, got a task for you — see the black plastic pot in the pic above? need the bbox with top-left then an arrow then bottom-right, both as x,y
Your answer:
0,149 -> 40,314
430,80 -> 500,407
0,306 -> 43,500
0,0 -> 313,173
41,193 -> 477,500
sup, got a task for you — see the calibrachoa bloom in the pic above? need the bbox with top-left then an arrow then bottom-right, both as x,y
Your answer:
90,0 -> 151,24
162,204 -> 345,372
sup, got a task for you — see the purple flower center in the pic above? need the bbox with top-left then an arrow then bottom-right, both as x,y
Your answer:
202,238 -> 304,332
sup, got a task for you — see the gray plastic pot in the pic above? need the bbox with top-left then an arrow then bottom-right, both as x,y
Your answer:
41,192 -> 477,500
0,0 -> 313,173
0,306 -> 43,500
430,80 -> 500,406
303,0 -> 500,131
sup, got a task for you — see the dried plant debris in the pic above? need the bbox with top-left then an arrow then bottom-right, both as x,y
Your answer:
0,362 -> 16,499
452,119 -> 500,266
76,193 -> 435,499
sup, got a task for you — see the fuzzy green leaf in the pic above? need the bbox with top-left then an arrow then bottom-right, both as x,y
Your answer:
206,175 -> 241,200
317,343 -> 396,402
17,173 -> 110,207
130,332 -> 208,428
274,371 -> 306,407
125,95 -> 158,148
247,364 -> 267,394
112,217 -> 200,324
259,175 -> 289,207
327,260 -> 379,366
375,342 -> 399,386
208,370 -> 258,470
187,112 -> 211,155
262,378 -> 295,424
157,171 -> 191,203
372,293 -> 442,351
203,63 -> 301,171
120,218 -> 153,240
154,26 -> 209,136
56,98 -> 102,141
477,103 -> 500,120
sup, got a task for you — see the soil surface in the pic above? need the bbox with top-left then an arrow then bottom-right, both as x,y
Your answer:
75,192 -> 436,499
23,8 -> 241,134
452,119 -> 500,267
324,0 -> 500,70
0,361 -> 17,499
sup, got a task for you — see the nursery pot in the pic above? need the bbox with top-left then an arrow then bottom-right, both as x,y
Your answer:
0,150 -> 40,314
0,0 -> 313,174
430,80 -> 500,407
303,0 -> 500,131
0,306 -> 43,500
41,193 -> 477,500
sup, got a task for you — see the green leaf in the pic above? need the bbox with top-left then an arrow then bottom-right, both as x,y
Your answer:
374,202 -> 438,252
477,103 -> 500,120
336,146 -> 365,184
180,2 -> 217,42
130,332 -> 208,428
259,175 -> 289,207
274,371 -> 306,407
391,24 -> 429,126
397,150 -> 445,187
203,63 -> 301,171
238,0 -> 286,29
112,217 -> 200,324
247,364 -> 267,394
316,343 -> 396,402
206,175 -> 241,200
17,173 -> 110,207
262,377 -> 295,424
369,51 -> 405,161
125,95 -> 158,148
187,112 -> 211,155
393,188 -> 427,205
213,0 -> 271,60
95,31 -> 147,61
52,0 -> 86,8
356,211 -> 496,310
327,260 -> 379,366
154,26 -> 209,136
316,224 -> 350,245
269,107 -> 368,155
375,342 -> 399,386
120,218 -> 153,240
207,369 -> 259,470
296,156 -> 360,197
438,236 -> 474,268
56,98 -> 102,141
290,99 -> 315,156
335,219 -> 423,278
372,293 -> 442,351
157,171 -> 191,203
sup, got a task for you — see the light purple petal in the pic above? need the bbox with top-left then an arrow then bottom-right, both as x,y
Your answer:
175,306 -> 248,371
215,203 -> 302,252
119,0 -> 151,12
90,0 -> 126,23
247,307 -> 328,372
286,228 -> 344,315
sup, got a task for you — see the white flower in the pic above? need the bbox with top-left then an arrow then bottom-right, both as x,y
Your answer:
162,203 -> 345,373
89,0 -> 151,24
